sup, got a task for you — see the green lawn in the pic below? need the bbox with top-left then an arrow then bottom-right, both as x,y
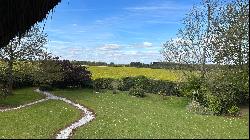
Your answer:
88,66 -> 188,82
53,88 -> 249,139
0,88 -> 81,139
0,87 -> 44,108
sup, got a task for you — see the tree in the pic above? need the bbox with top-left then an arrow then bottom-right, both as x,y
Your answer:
34,55 -> 63,88
161,0 -> 249,115
52,60 -> 92,88
211,0 -> 249,67
0,25 -> 48,95
161,0 -> 219,78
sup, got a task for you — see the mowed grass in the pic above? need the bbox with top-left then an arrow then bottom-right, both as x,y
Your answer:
0,88 -> 81,139
53,89 -> 249,139
88,66 -> 186,82
0,87 -> 44,107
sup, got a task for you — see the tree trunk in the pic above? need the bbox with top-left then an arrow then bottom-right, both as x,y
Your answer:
6,60 -> 14,95
6,44 -> 14,95
201,4 -> 211,79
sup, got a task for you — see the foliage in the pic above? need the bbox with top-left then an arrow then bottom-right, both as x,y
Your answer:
38,84 -> 53,91
161,0 -> 249,117
52,60 -> 92,88
119,76 -> 150,91
0,84 -> 8,99
129,86 -> 145,98
149,79 -> 180,96
186,100 -> 213,115
93,78 -> 114,91
211,0 -> 249,65
34,56 -> 63,87
0,25 -> 48,95
93,76 -> 180,97
181,69 -> 249,116
227,105 -> 240,117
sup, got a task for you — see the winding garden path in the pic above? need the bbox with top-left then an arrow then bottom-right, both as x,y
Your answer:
0,89 -> 95,139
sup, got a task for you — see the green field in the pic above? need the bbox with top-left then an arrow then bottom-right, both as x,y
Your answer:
88,66 -> 187,82
53,89 -> 249,139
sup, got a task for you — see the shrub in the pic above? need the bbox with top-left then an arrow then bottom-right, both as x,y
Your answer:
186,100 -> 213,115
227,105 -> 240,116
39,84 -> 53,91
119,76 -> 180,96
0,66 -> 35,89
149,79 -> 180,96
91,76 -> 180,97
181,69 -> 249,116
119,76 -> 150,91
13,74 -> 34,88
52,60 -> 92,88
0,84 -> 8,99
129,86 -> 145,98
111,80 -> 120,94
179,74 -> 203,99
93,78 -> 114,91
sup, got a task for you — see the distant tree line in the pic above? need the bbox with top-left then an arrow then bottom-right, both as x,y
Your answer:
70,60 -> 240,71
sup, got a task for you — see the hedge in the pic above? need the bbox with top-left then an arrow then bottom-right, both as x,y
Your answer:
92,76 -> 181,96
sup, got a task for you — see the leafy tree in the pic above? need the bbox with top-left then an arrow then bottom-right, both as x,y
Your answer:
0,25 -> 48,95
53,60 -> 92,88
34,55 -> 63,88
161,0 -> 219,77
211,0 -> 249,67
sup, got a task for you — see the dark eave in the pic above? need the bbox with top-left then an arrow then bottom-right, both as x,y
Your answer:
0,0 -> 61,48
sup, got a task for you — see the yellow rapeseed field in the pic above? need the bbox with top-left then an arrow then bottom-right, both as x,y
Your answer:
88,66 -> 186,82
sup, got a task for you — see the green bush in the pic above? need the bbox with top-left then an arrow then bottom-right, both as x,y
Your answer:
186,100 -> 213,115
119,76 -> 150,91
119,76 -> 180,96
179,74 -> 204,99
92,76 -> 180,97
149,79 -> 180,96
181,69 -> 249,116
227,105 -> 240,116
129,86 -> 145,98
93,78 -> 114,91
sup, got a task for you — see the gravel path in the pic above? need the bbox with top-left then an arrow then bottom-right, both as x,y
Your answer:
0,89 -> 95,139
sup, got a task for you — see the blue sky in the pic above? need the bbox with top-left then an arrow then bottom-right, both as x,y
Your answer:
42,0 -> 200,64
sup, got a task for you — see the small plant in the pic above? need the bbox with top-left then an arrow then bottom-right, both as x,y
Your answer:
228,105 -> 240,116
186,100 -> 213,115
129,86 -> 145,98
111,80 -> 120,94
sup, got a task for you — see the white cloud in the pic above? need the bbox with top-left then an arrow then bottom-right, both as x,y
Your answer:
143,42 -> 153,47
98,44 -> 121,51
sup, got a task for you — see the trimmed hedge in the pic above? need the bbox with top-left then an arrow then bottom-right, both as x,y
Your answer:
129,86 -> 145,97
92,76 -> 181,96
93,78 -> 114,90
